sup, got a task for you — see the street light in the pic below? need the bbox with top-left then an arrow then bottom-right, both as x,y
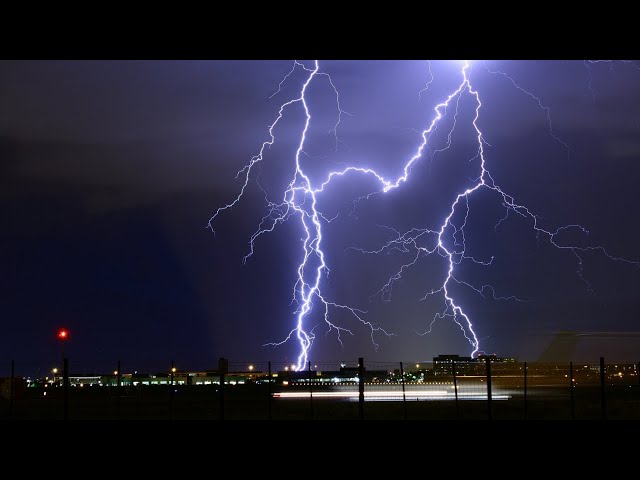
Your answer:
56,328 -> 70,365
248,365 -> 254,371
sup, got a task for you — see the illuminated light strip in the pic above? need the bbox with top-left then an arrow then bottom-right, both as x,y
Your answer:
273,390 -> 510,401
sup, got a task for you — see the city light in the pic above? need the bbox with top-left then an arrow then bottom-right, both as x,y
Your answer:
113,370 -> 118,375
171,367 -> 177,373
52,368 -> 58,374
248,365 -> 254,371
57,328 -> 69,340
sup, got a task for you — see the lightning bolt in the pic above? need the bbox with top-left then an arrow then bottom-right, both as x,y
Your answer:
210,60 -> 640,368
418,60 -> 434,101
209,60 -> 389,371
584,60 -> 640,102
483,63 -> 571,157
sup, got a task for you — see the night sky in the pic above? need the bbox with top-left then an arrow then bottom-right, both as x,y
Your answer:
2,60 -> 640,368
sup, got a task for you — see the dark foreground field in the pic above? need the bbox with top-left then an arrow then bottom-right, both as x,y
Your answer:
2,384 -> 640,421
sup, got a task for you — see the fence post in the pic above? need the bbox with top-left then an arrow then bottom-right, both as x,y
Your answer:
170,359 -> 175,421
485,357 -> 492,421
523,361 -> 527,420
400,362 -> 407,420
9,360 -> 15,419
308,361 -> 313,419
451,360 -> 459,419
600,356 -> 606,421
268,361 -> 272,420
63,357 -> 69,421
117,360 -> 121,420
219,357 -> 226,421
569,361 -> 575,420
358,357 -> 364,420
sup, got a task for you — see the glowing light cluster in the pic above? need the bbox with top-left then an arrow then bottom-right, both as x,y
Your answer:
210,60 -> 639,370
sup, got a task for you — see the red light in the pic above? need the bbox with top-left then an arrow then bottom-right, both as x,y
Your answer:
57,329 -> 69,340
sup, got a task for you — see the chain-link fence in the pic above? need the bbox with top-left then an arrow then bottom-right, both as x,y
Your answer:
1,357 -> 638,420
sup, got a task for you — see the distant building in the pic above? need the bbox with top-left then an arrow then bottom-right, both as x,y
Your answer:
432,354 -> 518,376
433,354 -> 478,376
476,353 -> 517,363
282,364 -> 387,385
433,354 -> 473,363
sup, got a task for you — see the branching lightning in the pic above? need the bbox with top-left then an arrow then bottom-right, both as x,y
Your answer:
209,60 -> 389,370
418,60 -> 434,101
210,60 -> 640,369
483,63 -> 571,157
584,60 -> 640,102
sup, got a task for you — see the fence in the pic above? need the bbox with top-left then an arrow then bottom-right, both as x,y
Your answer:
1,357 -> 639,420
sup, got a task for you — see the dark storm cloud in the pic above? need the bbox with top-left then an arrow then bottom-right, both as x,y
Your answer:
3,59 -> 637,209
0,60 -> 298,210
0,60 -> 278,143
2,60 -> 640,366
0,136 -> 229,212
